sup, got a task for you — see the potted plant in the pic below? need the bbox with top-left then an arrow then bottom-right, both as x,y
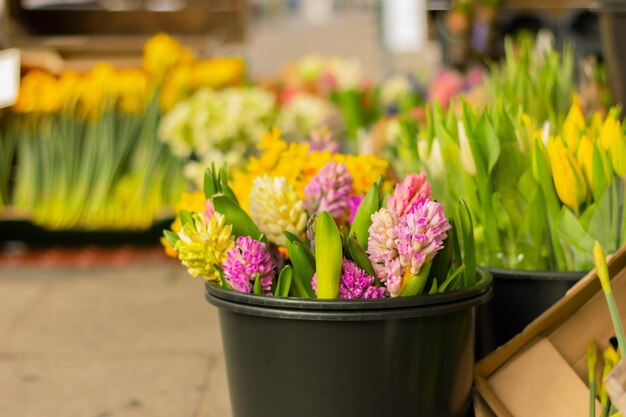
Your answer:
164,131 -> 492,417
396,37 -> 626,356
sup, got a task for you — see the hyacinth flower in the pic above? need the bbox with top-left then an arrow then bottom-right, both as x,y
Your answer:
387,172 -> 432,216
173,212 -> 234,281
249,175 -> 307,246
223,236 -> 275,294
311,258 -> 385,300
368,198 -> 451,297
304,161 -> 353,218
347,195 -> 364,223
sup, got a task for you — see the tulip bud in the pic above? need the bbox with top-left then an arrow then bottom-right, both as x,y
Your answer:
601,117 -> 626,177
457,120 -> 477,176
547,137 -> 588,212
562,97 -> 585,150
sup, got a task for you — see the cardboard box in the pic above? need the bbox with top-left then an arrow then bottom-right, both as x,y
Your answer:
475,244 -> 626,417
606,358 -> 626,413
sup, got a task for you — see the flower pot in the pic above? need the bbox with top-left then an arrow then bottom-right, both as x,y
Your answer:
598,0 -> 626,109
475,268 -> 586,358
205,270 -> 492,417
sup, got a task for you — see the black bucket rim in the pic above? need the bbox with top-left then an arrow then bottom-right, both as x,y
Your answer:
204,269 -> 492,321
486,267 -> 588,282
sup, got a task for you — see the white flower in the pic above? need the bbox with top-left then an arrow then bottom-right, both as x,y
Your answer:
249,176 -> 307,246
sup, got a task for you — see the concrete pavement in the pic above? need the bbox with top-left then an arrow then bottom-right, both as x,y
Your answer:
0,254 -> 231,417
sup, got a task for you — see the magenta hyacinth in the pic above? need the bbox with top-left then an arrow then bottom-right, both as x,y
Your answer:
347,194 -> 364,223
304,162 -> 353,218
367,199 -> 450,297
311,258 -> 386,299
222,236 -> 275,294
386,172 -> 431,216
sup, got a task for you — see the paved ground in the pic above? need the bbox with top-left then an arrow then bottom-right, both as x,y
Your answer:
0,252 -> 231,417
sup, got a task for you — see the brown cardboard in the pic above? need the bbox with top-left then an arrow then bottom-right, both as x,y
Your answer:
475,244 -> 626,417
606,359 -> 626,413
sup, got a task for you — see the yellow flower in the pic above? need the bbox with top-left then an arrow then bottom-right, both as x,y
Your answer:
562,95 -> 585,151
175,212 -> 234,280
117,68 -> 150,114
161,191 -> 207,257
142,33 -> 194,79
599,116 -> 626,176
159,64 -> 192,112
547,136 -> 588,212
79,63 -> 118,118
576,135 -> 594,189
13,70 -> 62,114
190,57 -> 246,89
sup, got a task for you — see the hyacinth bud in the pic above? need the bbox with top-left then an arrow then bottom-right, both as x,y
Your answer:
387,172 -> 432,217
304,161 -> 353,218
547,137 -> 588,212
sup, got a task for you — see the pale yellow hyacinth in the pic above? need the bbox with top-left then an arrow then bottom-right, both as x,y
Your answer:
175,212 -> 234,281
249,175 -> 307,246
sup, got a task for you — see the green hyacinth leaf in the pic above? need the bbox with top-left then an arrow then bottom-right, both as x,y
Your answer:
275,265 -> 293,298
346,234 -> 377,278
213,195 -> 261,240
350,176 -> 382,248
179,210 -> 194,227
315,212 -> 343,299
163,229 -> 180,248
288,241 -> 316,298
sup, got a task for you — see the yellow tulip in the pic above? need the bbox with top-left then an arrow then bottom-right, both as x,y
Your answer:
576,135 -> 593,189
13,70 -> 63,114
547,136 -> 588,212
117,68 -> 150,114
159,65 -> 192,112
600,116 -> 626,176
142,33 -> 194,79
190,58 -> 246,89
562,95 -> 585,151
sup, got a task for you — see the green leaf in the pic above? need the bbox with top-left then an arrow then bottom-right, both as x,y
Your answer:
346,234 -> 377,278
315,212 -> 343,299
400,262 -> 432,296
163,230 -> 180,248
253,276 -> 262,295
588,181 -> 620,254
556,207 -> 595,269
428,228 -> 453,284
458,200 -> 476,288
592,142 -> 611,202
428,279 -> 439,295
439,264 -> 466,292
350,176 -> 382,248
213,195 -> 261,239
284,230 -> 304,245
288,241 -> 316,298
179,210 -> 194,227
204,165 -> 218,199
275,265 -> 293,298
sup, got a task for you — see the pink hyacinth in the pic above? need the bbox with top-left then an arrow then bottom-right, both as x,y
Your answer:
367,198 -> 450,297
308,129 -> 340,154
347,195 -> 364,223
339,259 -> 385,299
387,172 -> 431,216
222,236 -> 275,294
395,199 -> 451,277
204,199 -> 215,221
304,162 -> 353,218
310,258 -> 386,299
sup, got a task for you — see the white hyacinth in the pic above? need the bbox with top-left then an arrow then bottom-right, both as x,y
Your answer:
249,176 -> 307,246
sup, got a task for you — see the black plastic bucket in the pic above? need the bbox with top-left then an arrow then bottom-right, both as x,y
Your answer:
476,268 -> 586,358
205,271 -> 492,417
598,0 -> 626,109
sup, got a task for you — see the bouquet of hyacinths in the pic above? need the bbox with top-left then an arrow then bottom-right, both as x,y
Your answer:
398,96 -> 626,272
165,131 -> 479,298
